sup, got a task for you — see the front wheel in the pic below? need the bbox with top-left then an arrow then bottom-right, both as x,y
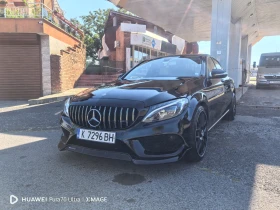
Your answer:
185,106 -> 208,162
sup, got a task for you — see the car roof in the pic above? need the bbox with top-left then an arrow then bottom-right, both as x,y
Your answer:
261,52 -> 280,56
149,54 -> 209,61
135,54 -> 209,67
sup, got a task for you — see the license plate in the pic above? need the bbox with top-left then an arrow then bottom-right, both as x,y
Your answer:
77,129 -> 116,144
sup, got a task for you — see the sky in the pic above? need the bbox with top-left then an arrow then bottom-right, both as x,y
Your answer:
57,0 -> 117,20
58,0 -> 280,65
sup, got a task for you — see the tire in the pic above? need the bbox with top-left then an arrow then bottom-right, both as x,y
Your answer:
185,106 -> 208,162
224,94 -> 236,121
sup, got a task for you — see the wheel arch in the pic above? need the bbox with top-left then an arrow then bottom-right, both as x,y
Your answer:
187,93 -> 209,122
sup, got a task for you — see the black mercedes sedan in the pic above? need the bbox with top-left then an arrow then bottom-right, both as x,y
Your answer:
58,55 -> 236,164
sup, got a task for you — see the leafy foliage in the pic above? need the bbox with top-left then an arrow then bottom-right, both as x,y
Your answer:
71,8 -> 134,61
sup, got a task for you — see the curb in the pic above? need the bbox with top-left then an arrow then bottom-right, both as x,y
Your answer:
236,86 -> 248,102
237,104 -> 280,109
28,95 -> 72,105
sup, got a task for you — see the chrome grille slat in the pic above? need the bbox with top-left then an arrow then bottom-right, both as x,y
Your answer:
108,107 -> 112,129
85,106 -> 89,127
81,106 -> 84,127
69,106 -> 138,130
120,108 -> 123,129
132,108 -> 135,122
70,106 -> 73,122
72,106 -> 75,123
74,106 -> 78,124
103,107 -> 106,129
114,107 -> 117,128
73,106 -> 76,124
126,108 -> 129,127
78,106 -> 81,125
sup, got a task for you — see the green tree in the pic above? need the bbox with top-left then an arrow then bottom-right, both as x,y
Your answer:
72,8 -> 135,61
80,9 -> 111,61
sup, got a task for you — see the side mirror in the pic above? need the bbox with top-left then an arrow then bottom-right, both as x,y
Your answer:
211,69 -> 227,79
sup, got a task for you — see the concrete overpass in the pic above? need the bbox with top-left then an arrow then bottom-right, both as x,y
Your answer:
109,0 -> 280,87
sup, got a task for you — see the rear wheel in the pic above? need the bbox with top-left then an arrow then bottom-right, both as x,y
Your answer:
185,106 -> 208,162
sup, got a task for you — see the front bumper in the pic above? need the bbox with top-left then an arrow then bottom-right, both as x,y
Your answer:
58,114 -> 192,165
257,79 -> 280,86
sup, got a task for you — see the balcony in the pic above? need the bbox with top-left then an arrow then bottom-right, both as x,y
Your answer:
0,3 -> 84,40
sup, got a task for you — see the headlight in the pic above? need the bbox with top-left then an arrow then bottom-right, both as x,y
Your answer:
143,98 -> 189,123
63,98 -> 70,117
258,74 -> 265,79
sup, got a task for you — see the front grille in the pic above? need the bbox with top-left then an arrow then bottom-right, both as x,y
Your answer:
69,105 -> 139,130
264,75 -> 280,80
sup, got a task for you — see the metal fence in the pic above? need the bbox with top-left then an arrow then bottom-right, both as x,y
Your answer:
85,60 -> 125,75
100,60 -> 125,75
0,3 -> 83,40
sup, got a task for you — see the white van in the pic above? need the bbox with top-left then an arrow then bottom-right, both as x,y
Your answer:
256,52 -> 280,89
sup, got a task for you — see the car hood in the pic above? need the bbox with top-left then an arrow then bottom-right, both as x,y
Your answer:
71,78 -> 204,107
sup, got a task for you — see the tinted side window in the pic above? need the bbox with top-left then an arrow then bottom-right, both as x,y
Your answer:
212,58 -> 223,70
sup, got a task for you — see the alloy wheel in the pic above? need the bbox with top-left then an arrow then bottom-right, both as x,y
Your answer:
195,111 -> 208,157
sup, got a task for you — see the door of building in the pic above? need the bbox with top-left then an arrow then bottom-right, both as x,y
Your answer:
0,33 -> 42,100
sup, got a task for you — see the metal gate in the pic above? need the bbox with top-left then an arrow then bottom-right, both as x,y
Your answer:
0,34 -> 42,100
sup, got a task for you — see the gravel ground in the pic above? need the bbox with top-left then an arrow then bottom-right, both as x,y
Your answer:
0,85 -> 279,210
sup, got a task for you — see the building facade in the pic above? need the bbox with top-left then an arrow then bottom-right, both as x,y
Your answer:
98,11 -> 199,72
0,0 -> 86,99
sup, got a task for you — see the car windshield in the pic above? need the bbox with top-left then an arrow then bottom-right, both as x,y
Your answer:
259,55 -> 280,67
124,56 -> 202,80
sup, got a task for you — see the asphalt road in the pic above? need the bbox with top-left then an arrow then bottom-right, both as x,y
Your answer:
0,85 -> 280,210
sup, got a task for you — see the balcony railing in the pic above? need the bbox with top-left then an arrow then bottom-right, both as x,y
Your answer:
0,3 -> 84,40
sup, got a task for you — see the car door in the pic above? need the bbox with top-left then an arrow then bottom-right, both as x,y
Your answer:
211,58 -> 232,115
203,57 -> 229,127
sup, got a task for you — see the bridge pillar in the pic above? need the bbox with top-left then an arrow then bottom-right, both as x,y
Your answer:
211,0 -> 246,88
210,0 -> 232,70
241,35 -> 249,84
247,44 -> 252,82
228,20 -> 242,88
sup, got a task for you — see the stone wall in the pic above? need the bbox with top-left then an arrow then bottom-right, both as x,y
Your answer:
51,46 -> 86,93
41,35 -> 52,96
50,55 -> 60,93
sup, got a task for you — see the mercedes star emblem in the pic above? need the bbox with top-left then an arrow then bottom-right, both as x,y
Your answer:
87,109 -> 101,127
